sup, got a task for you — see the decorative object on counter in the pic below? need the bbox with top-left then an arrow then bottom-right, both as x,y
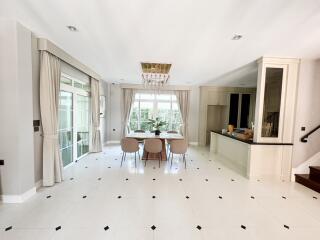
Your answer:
221,129 -> 227,134
262,122 -> 273,137
227,124 -> 234,133
147,117 -> 167,136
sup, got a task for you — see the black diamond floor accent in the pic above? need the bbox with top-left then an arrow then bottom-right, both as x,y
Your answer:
218,196 -> 223,199
250,196 -> 255,199
125,178 -> 129,181
98,178 -> 102,181
115,159 -> 118,161
117,195 -> 122,199
75,160 -> 78,163
85,166 -> 88,168
179,178 -> 183,181
218,168 -> 221,170
313,196 -> 318,199
55,226 -> 61,231
108,166 -> 111,168
96,158 -> 98,160
152,196 -> 156,199
46,195 -> 51,199
257,179 -> 260,182
151,225 -> 156,230
70,178 -> 74,180
185,196 -> 190,199
104,226 -> 109,231
5,226 -> 12,231
82,195 -> 87,199
196,225 -> 202,230
205,179 -> 208,182
153,167 -> 156,169
284,225 -> 290,229
282,196 -> 287,199
197,168 -> 200,170
231,179 -> 235,182
152,178 -> 156,181
241,225 -> 246,230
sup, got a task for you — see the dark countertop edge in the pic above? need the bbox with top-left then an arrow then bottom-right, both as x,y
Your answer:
211,130 -> 293,146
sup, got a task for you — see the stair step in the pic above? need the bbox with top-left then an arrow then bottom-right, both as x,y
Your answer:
295,174 -> 320,193
309,166 -> 320,182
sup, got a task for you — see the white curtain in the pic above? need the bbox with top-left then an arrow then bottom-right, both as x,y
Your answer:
90,78 -> 102,152
121,88 -> 135,138
175,90 -> 190,142
40,51 -> 63,186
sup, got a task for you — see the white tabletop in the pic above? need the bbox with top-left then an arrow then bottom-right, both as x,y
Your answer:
126,132 -> 184,140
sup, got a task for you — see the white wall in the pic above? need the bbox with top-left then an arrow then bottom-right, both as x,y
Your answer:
0,20 -> 35,196
31,33 -> 43,184
106,83 -> 122,143
105,84 -> 200,144
99,81 -> 108,143
292,59 -> 320,167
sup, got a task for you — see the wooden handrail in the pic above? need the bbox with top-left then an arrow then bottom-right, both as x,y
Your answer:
301,125 -> 320,143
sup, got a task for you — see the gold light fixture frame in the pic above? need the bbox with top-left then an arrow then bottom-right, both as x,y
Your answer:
141,62 -> 171,87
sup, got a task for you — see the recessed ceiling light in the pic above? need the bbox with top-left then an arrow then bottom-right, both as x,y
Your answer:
67,25 -> 78,32
232,34 -> 242,40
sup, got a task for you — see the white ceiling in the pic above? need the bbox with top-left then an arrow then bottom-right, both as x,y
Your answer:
2,0 -> 320,86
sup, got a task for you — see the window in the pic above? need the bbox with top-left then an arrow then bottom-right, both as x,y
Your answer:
129,93 -> 182,132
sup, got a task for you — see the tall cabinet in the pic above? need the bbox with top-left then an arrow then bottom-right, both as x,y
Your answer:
254,57 -> 300,144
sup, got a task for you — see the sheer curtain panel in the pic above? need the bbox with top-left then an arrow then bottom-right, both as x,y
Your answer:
121,88 -> 135,138
40,51 -> 63,186
90,78 -> 102,152
175,90 -> 190,142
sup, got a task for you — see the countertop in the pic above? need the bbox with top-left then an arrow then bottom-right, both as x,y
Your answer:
211,130 -> 293,145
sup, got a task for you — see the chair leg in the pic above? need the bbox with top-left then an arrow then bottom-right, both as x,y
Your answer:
138,151 -> 140,160
120,152 -> 125,167
170,153 -> 173,168
134,152 -> 137,168
145,152 -> 149,167
183,154 -> 186,169
159,152 -> 162,168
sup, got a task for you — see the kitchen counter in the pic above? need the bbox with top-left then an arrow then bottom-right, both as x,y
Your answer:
210,130 -> 293,145
210,131 -> 293,181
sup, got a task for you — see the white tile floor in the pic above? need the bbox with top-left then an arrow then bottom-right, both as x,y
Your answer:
1,144 -> 320,240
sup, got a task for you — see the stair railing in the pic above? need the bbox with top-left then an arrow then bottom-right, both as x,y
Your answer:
301,125 -> 320,143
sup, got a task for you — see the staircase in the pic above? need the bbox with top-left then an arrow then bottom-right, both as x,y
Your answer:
295,166 -> 320,193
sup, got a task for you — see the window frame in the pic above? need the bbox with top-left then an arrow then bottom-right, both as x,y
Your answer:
129,92 -> 181,132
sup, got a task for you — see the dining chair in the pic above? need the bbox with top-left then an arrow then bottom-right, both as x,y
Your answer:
166,130 -> 178,158
120,138 -> 140,168
134,129 -> 145,152
168,139 -> 188,169
144,139 -> 162,168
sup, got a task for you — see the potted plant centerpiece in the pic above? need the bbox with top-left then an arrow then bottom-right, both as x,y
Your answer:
147,117 -> 167,136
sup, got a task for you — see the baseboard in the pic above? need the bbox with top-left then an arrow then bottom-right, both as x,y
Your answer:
189,142 -> 199,146
0,187 -> 36,203
105,140 -> 120,144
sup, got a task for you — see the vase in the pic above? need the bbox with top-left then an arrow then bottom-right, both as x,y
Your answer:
155,130 -> 161,136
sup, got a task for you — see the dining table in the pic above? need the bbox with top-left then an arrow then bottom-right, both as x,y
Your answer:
126,132 -> 184,161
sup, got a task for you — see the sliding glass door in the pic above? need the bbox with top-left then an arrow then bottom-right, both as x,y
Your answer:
59,74 -> 90,167
76,95 -> 90,158
59,91 -> 74,167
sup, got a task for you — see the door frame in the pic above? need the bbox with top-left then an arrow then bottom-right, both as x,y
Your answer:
60,73 -> 91,167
